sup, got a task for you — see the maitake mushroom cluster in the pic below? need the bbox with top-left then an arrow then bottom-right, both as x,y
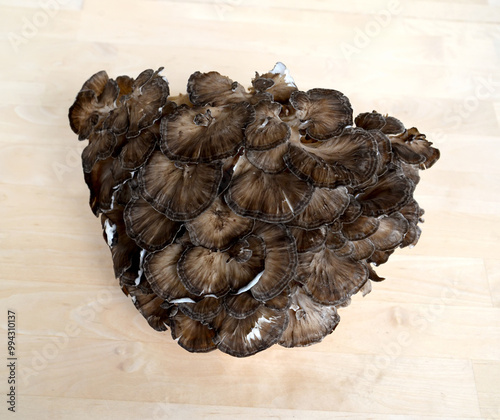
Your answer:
68,63 -> 439,357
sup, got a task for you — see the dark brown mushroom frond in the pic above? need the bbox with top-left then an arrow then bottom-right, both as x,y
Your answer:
177,236 -> 265,298
245,100 -> 290,151
69,65 -> 440,357
252,62 -> 298,103
185,196 -> 253,251
177,296 -> 222,325
290,88 -> 353,140
251,223 -> 297,301
131,292 -> 172,331
143,243 -> 198,302
298,248 -> 368,305
138,151 -> 223,221
170,311 -> 217,353
284,128 -> 378,188
214,306 -> 289,357
288,186 -> 349,230
245,142 -> 288,174
126,69 -> 169,138
225,156 -> 314,223
119,126 -> 157,170
82,130 -> 117,173
160,102 -> 254,163
187,71 -> 253,106
290,226 -> 326,253
279,285 -> 340,348
390,127 -> 440,170
124,196 -> 182,252
368,212 -> 409,251
357,164 -> 414,217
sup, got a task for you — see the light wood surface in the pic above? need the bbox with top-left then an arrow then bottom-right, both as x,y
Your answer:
1,0 -> 500,419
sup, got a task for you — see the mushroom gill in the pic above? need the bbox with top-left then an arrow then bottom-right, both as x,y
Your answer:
69,63 -> 440,356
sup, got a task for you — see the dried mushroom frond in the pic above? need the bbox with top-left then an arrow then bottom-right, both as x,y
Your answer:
69,63 -> 440,356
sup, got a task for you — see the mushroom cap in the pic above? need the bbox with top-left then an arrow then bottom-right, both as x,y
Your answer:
118,125 -> 158,170
245,142 -> 288,174
290,226 -> 326,253
244,100 -> 290,151
185,196 -> 254,250
290,88 -> 353,140
284,127 -> 379,188
279,285 -> 340,347
160,102 -> 254,163
225,156 -> 314,223
170,311 -> 217,353
82,129 -> 117,173
138,151 -> 223,221
177,296 -> 222,324
251,62 -> 298,103
390,127 -> 440,170
130,291 -> 172,331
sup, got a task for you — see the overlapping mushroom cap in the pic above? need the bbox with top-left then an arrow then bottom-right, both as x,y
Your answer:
69,63 -> 440,357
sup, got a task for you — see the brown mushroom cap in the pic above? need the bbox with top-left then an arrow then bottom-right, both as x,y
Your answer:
251,62 -> 298,103
177,296 -> 222,324
130,291 -> 172,331
81,129 -> 117,173
170,311 -> 217,353
297,247 -> 368,305
245,100 -> 290,151
342,215 -> 380,241
287,186 -> 349,229
160,102 -> 254,163
177,236 -> 265,298
357,164 -> 415,217
187,71 -> 255,106
245,142 -> 288,174
118,125 -> 158,170
138,151 -> 223,221
368,212 -> 409,251
279,285 -> 340,347
390,127 -> 440,170
350,238 -> 376,260
290,88 -> 353,140
213,306 -> 289,357
185,196 -> 254,250
225,156 -> 313,223
284,127 -> 378,188
124,196 -> 182,252
290,226 -> 326,253
143,243 -> 198,302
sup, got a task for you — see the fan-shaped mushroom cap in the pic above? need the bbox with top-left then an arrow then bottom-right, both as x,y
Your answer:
368,212 -> 409,251
245,100 -> 290,151
288,186 -> 349,229
350,238 -> 376,260
355,111 -> 405,135
118,125 -> 157,170
297,247 -> 368,305
368,129 -> 393,176
81,129 -> 117,173
126,68 -> 169,138
250,223 -> 297,301
130,292 -> 171,331
160,102 -> 254,163
390,127 -> 440,170
246,142 -> 288,174
224,292 -> 261,319
177,296 -> 222,324
251,62 -> 298,103
143,243 -> 198,302
290,226 -> 326,253
177,236 -> 265,298
138,151 -> 223,221
342,215 -> 380,241
170,311 -> 217,353
124,196 -> 182,252
290,88 -> 353,140
185,196 -> 254,250
279,285 -> 340,347
357,164 -> 414,217
213,306 -> 289,357
225,156 -> 313,223
284,127 -> 378,188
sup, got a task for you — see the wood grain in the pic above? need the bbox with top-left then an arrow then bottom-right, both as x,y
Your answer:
1,0 -> 500,418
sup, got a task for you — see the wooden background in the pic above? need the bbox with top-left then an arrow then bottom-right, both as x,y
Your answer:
1,0 -> 500,418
